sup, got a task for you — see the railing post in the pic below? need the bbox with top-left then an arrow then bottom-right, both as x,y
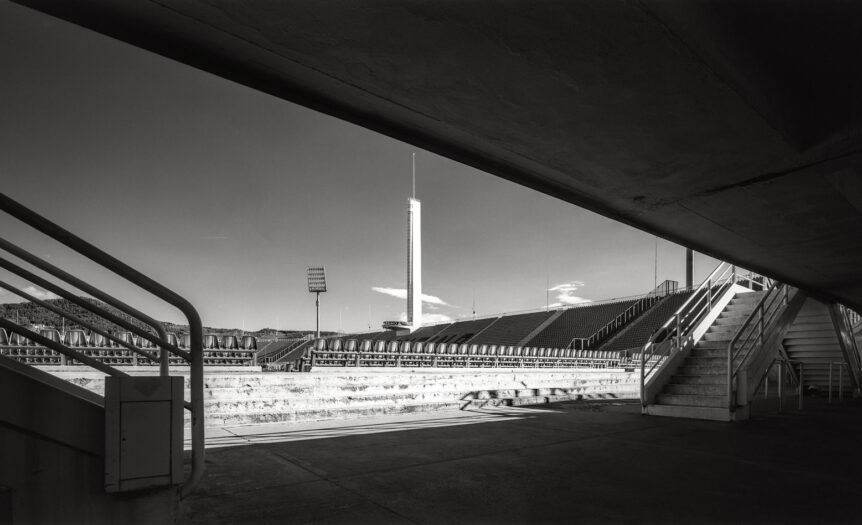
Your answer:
675,314 -> 681,350
758,307 -> 764,348
707,280 -> 712,308
778,360 -> 783,413
829,362 -> 833,404
798,363 -> 804,410
839,363 -> 844,402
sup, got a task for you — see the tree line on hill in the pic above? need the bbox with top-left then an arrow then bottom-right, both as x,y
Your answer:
0,297 -> 320,339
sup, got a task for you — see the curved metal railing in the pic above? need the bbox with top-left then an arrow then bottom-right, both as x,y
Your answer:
0,193 -> 205,497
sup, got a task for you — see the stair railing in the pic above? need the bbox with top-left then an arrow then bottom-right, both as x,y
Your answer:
829,304 -> 862,392
726,281 -> 802,410
640,261 -> 744,406
0,193 -> 205,497
261,334 -> 314,364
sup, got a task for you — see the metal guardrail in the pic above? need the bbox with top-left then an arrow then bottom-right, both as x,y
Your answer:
0,193 -> 205,497
727,281 -> 800,410
261,335 -> 314,364
569,290 -> 667,350
308,340 -> 626,369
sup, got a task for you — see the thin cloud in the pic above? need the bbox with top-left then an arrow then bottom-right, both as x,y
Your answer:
1,286 -> 60,304
547,281 -> 591,306
372,287 -> 452,306
398,311 -> 453,324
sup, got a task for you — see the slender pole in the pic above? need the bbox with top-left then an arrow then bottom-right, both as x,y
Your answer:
778,361 -> 783,412
315,292 -> 320,339
685,248 -> 693,290
799,363 -> 804,410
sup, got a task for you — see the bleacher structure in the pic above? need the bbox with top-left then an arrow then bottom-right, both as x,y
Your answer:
0,328 -> 258,366
301,281 -> 685,371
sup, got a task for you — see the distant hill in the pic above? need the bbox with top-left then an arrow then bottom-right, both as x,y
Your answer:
0,297 -> 326,338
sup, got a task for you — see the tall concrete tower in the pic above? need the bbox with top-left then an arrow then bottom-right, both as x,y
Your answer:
407,197 -> 422,328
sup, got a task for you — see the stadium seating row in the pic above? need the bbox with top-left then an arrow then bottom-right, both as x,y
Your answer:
305,338 -> 628,369
0,328 -> 258,366
0,328 -> 257,350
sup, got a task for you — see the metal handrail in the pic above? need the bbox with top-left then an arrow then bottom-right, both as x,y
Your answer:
0,280 -> 160,363
639,262 -> 742,405
262,335 -> 314,364
0,193 -> 205,498
726,280 -> 795,410
570,293 -> 663,350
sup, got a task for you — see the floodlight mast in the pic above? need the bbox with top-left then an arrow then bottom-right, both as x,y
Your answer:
307,266 -> 327,339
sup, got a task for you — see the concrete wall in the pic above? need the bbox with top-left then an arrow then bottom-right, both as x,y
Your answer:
1,359 -> 177,524
44,367 -> 639,426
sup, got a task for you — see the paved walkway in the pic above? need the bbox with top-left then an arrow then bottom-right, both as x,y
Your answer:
179,397 -> 862,524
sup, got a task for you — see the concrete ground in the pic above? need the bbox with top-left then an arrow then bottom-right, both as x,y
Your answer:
179,396 -> 862,524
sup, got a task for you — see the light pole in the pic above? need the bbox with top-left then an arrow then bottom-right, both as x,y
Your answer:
307,266 -> 327,339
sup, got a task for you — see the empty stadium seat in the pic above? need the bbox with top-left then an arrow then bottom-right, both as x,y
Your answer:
400,341 -> 412,353
222,335 -> 239,350
65,330 -> 87,347
40,329 -> 61,343
315,339 -> 328,351
181,334 -> 192,349
330,339 -> 343,352
0,329 -> 8,345
166,333 -> 179,347
241,335 -> 257,350
203,335 -> 220,349
344,339 -> 358,351
139,335 -> 157,349
90,333 -> 107,347
468,344 -> 479,355
359,340 -> 373,352
413,341 -> 424,353
373,340 -> 387,352
387,341 -> 400,353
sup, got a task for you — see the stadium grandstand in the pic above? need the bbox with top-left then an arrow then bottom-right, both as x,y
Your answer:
599,290 -> 696,354
0,329 -> 258,366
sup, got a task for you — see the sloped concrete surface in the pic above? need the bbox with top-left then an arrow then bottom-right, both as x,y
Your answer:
180,397 -> 862,524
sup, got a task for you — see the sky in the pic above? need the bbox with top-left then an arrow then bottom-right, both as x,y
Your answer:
0,2 -> 720,333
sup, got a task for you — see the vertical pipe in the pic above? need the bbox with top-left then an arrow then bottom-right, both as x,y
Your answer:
839,364 -> 844,401
778,361 -> 783,413
829,362 -> 833,404
799,363 -> 803,410
685,248 -> 693,290
315,292 -> 320,339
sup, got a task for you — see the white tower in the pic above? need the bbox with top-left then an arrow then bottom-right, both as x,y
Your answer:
407,197 -> 422,328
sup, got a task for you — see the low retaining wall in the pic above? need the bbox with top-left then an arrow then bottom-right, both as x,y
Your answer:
42,366 -> 638,426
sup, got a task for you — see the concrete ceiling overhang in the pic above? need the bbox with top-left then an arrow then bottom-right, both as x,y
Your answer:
13,0 -> 862,310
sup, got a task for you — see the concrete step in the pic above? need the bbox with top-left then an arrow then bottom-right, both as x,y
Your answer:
701,332 -> 735,343
670,374 -> 725,385
677,364 -> 726,375
690,348 -> 726,358
645,404 -> 732,422
663,383 -> 727,396
706,324 -> 744,334
654,393 -> 726,408
682,356 -> 726,367
712,316 -> 747,326
190,390 -> 642,427
696,340 -> 732,350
